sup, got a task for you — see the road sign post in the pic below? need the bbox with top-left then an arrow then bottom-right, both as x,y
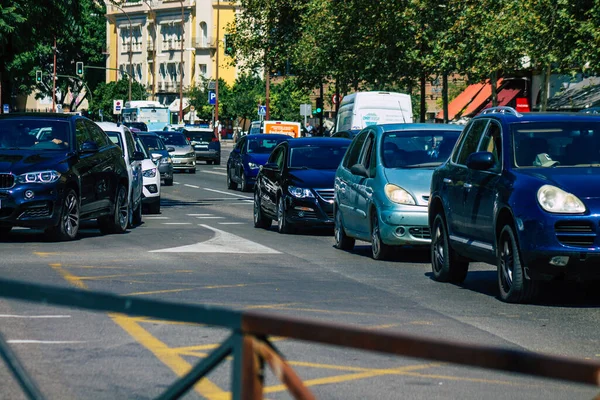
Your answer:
258,105 -> 266,121
300,104 -> 311,130
2,104 -> 9,114
208,90 -> 216,105
113,99 -> 123,115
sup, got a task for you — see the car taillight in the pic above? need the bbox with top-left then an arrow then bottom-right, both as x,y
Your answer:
211,137 -> 219,142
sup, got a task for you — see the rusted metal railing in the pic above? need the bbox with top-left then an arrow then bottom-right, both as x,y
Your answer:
0,278 -> 598,399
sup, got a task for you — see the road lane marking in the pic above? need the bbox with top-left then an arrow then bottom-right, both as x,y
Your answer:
77,271 -> 193,281
218,222 -> 245,225
203,187 -> 252,199
144,216 -> 169,219
7,340 -> 86,344
187,214 -> 213,216
124,282 -> 271,296
184,184 -> 200,188
33,252 -> 60,257
49,264 -> 226,399
202,171 -> 227,176
173,182 -> 181,185
151,224 -> 279,254
195,217 -> 224,219
162,222 -> 193,225
0,315 -> 71,319
213,167 -> 226,170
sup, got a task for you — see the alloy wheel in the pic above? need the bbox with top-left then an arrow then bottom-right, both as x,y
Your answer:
62,191 -> 80,237
499,237 -> 514,292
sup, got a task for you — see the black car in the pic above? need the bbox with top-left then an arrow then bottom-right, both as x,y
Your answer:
331,129 -> 360,139
183,127 -> 221,165
138,132 -> 174,186
253,137 -> 351,233
123,121 -> 148,132
0,113 -> 130,240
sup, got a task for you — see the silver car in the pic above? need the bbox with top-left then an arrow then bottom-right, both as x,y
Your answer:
159,131 -> 196,174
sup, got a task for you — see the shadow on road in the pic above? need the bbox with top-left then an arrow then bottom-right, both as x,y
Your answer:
332,243 -> 431,264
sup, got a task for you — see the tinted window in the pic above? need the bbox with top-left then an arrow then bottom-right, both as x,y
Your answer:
342,131 -> 368,168
160,133 -> 188,146
75,120 -> 91,151
86,120 -> 109,147
139,135 -> 166,151
362,134 -> 377,177
0,119 -> 70,150
268,146 -> 285,169
124,128 -> 137,158
382,130 -> 461,168
186,131 -> 215,142
107,132 -> 124,150
134,136 -> 149,158
456,120 -> 488,165
289,144 -> 349,170
247,137 -> 287,154
477,121 -> 502,172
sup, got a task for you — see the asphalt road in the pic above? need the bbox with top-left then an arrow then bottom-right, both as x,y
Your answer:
0,142 -> 599,400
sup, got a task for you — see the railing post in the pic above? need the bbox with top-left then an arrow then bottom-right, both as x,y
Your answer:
232,333 -> 264,400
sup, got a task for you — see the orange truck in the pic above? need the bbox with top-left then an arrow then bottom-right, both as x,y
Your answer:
263,120 -> 301,138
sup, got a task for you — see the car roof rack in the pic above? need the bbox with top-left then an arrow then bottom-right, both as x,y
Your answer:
480,106 -> 522,117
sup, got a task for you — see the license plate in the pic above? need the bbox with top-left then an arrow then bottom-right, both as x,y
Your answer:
173,160 -> 181,164
195,146 -> 208,150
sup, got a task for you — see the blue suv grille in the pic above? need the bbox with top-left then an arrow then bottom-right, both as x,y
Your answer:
0,174 -> 15,189
554,221 -> 596,247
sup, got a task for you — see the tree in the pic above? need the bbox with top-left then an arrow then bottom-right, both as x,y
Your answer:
228,74 -> 266,127
269,78 -> 311,121
88,79 -> 147,122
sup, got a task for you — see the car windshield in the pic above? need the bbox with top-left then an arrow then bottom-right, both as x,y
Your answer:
288,144 -> 349,169
0,120 -> 70,150
186,131 -> 214,143
382,130 -> 460,168
106,131 -> 124,150
160,134 -> 188,146
512,121 -> 600,167
247,137 -> 286,153
140,135 -> 166,151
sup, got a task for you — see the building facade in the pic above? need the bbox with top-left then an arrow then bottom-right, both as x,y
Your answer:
105,0 -> 238,109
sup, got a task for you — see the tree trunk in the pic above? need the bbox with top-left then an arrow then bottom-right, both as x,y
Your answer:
540,64 -> 551,111
420,72 -> 426,123
490,71 -> 498,107
442,73 -> 449,123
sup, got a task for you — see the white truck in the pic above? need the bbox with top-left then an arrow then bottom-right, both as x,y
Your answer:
336,91 -> 413,132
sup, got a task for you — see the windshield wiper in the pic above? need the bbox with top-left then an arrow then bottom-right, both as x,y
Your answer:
401,162 -> 442,169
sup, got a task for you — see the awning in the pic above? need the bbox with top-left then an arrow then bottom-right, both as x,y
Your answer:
118,22 -> 142,29
159,19 -> 183,25
436,82 -> 486,120
461,78 -> 504,117
481,87 -> 521,110
168,97 -> 190,113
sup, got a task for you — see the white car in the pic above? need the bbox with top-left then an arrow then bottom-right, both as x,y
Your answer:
133,134 -> 161,214
96,122 -> 144,227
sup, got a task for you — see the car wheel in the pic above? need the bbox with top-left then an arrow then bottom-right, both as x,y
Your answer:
190,168 -> 196,174
253,190 -> 271,229
497,224 -> 538,303
431,213 -> 469,283
214,158 -> 221,166
334,207 -> 355,250
277,196 -> 292,234
240,171 -> 249,192
132,199 -> 143,226
164,177 -> 173,186
98,184 -> 128,235
148,199 -> 161,215
371,211 -> 391,260
206,160 -> 213,165
227,168 -> 238,190
47,189 -> 80,241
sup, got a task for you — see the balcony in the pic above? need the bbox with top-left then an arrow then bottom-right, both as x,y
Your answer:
107,0 -> 195,14
158,82 -> 182,93
192,36 -> 216,50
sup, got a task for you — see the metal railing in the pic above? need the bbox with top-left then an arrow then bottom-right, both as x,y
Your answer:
0,278 -> 598,400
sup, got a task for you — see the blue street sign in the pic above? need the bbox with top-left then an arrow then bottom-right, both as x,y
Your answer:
258,105 -> 266,116
2,104 -> 9,114
208,90 -> 216,105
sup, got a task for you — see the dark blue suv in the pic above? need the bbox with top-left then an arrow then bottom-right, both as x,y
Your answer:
429,107 -> 600,303
0,113 -> 130,240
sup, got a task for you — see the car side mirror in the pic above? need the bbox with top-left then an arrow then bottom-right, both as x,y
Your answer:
263,162 -> 280,171
350,163 -> 369,178
132,151 -> 146,161
80,141 -> 99,153
466,151 -> 496,171
167,147 -> 175,152
151,153 -> 162,161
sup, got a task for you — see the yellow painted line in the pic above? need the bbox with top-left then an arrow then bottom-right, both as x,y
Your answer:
34,252 -> 61,257
409,321 -> 434,325
287,360 -> 441,373
67,265 -> 131,270
365,323 -> 401,330
111,315 -> 227,399
124,282 -> 272,296
243,302 -> 300,310
125,317 -> 204,327
49,264 -> 226,399
256,306 -> 385,317
126,288 -> 197,296
50,263 -> 86,289
76,270 -> 193,281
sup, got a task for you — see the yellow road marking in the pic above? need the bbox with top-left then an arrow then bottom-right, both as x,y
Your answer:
124,282 -> 272,296
76,270 -> 193,281
50,263 -> 226,399
67,265 -> 131,270
126,317 -> 204,327
287,361 -> 442,373
255,306 -> 386,317
365,323 -> 401,330
111,315 -> 226,399
244,302 -> 300,310
34,252 -> 61,257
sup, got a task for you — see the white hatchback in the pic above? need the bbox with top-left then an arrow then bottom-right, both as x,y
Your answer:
96,122 -> 144,227
133,134 -> 161,214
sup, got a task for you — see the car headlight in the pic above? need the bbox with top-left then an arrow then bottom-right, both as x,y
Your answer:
248,162 -> 260,170
288,186 -> 314,198
143,168 -> 157,178
184,152 -> 195,158
537,185 -> 586,213
384,183 -> 416,205
17,170 -> 61,184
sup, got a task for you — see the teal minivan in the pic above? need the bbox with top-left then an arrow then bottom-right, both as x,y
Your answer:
333,123 -> 463,260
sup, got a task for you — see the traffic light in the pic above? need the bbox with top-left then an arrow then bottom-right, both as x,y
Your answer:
224,34 -> 234,57
312,98 -> 323,116
76,62 -> 84,77
35,70 -> 42,83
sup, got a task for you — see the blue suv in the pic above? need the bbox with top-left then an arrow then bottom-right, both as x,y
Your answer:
429,107 -> 600,303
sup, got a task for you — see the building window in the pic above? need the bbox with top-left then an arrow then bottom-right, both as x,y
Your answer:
199,22 -> 207,47
199,64 -> 207,78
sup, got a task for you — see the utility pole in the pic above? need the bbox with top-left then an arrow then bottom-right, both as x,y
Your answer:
179,0 -> 185,123
112,3 -> 133,102
319,82 -> 324,134
144,0 -> 157,101
214,0 -> 220,136
52,37 -> 57,112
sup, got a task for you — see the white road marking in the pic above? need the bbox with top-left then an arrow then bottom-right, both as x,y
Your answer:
202,171 -> 227,176
162,223 -> 193,225
184,184 -> 200,188
8,340 -> 87,344
144,216 -> 169,219
213,167 -> 226,171
195,216 -> 224,219
174,182 -> 181,185
0,315 -> 71,319
218,222 -> 245,225
203,187 -> 252,199
150,224 -> 280,254
187,214 -> 213,216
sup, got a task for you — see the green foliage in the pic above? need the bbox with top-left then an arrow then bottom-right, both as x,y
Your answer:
187,78 -> 233,122
269,79 -> 311,121
88,79 -> 147,122
228,74 -> 265,122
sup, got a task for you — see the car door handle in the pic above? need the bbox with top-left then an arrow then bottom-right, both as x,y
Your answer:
365,187 -> 373,196
443,178 -> 452,184
463,183 -> 473,189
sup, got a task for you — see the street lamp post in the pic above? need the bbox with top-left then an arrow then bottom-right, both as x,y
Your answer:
112,2 -> 133,102
179,0 -> 185,123
215,0 -> 220,137
144,0 -> 157,101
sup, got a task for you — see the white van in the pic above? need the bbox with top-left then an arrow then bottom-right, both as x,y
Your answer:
336,91 -> 413,131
